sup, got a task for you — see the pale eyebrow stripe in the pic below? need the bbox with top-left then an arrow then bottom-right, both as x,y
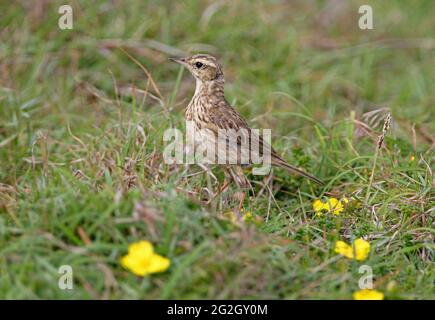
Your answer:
193,55 -> 210,60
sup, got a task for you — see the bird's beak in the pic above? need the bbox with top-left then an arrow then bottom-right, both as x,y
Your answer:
169,57 -> 187,66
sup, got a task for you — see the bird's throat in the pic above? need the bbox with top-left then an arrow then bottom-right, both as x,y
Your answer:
194,79 -> 225,101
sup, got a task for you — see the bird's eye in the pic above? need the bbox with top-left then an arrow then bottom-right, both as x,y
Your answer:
195,62 -> 203,68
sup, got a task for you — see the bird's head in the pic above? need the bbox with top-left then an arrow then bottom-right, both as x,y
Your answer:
169,54 -> 223,83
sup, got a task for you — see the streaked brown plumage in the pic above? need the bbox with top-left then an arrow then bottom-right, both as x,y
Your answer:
170,54 -> 323,187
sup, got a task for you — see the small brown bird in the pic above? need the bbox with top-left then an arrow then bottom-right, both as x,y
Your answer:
170,54 -> 323,189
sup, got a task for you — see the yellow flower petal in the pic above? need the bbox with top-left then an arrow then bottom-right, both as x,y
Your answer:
354,238 -> 371,261
145,254 -> 171,274
334,238 -> 370,261
242,211 -> 253,222
313,197 -> 348,216
313,200 -> 329,216
353,289 -> 384,300
120,241 -> 170,276
313,199 -> 325,212
121,254 -> 146,276
334,240 -> 354,259
327,198 -> 344,215
128,241 -> 153,257
224,211 -> 237,223
327,198 -> 339,208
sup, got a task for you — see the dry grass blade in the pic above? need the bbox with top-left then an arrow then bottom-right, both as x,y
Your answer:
365,113 -> 392,205
118,47 -> 166,109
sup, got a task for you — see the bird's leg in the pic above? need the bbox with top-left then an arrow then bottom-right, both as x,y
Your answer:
221,170 -> 232,194
235,191 -> 245,212
225,165 -> 251,212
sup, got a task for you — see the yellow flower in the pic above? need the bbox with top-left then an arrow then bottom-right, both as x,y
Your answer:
313,200 -> 325,213
409,155 -> 415,162
224,210 -> 256,224
120,241 -> 170,276
329,198 -> 344,215
313,197 -> 347,216
353,289 -> 384,300
335,240 -> 354,259
353,238 -> 370,260
334,238 -> 370,261
242,211 -> 253,222
223,211 -> 237,223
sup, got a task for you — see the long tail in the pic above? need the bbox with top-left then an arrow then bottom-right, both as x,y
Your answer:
272,157 -> 324,186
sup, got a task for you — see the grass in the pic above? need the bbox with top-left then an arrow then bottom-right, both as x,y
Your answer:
0,0 -> 434,299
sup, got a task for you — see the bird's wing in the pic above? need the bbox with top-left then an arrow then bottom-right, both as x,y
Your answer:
201,100 -> 324,184
201,101 -> 274,164
207,100 -> 250,131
